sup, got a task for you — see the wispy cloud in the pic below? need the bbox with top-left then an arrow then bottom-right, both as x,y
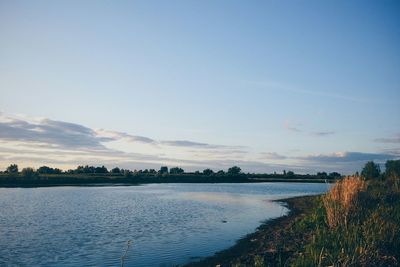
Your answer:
160,140 -> 222,149
0,113 -> 249,170
96,129 -> 237,150
283,120 -> 302,133
1,113 -> 397,174
311,131 -> 335,137
0,114 -> 238,152
374,134 -> 400,144
95,129 -> 156,144
380,148 -> 400,156
260,152 -> 287,160
298,151 -> 397,164
283,119 -> 335,137
0,116 -> 110,150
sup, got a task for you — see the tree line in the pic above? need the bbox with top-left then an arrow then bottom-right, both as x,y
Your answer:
3,164 -> 334,177
2,160 -> 399,183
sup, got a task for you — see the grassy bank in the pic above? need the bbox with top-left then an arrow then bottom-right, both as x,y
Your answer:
187,175 -> 400,266
0,173 -> 333,187
293,177 -> 400,267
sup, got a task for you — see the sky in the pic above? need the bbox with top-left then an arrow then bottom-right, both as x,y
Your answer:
0,0 -> 399,174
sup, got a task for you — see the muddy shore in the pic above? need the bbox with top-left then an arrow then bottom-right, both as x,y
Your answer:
185,195 -> 318,267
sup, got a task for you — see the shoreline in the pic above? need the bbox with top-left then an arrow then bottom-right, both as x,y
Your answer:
0,173 -> 337,188
185,195 -> 318,267
0,180 -> 332,188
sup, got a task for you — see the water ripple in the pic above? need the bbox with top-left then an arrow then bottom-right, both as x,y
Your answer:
0,183 -> 328,266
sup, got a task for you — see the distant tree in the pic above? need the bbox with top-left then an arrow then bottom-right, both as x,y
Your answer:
37,166 -> 58,174
203,168 -> 214,176
75,165 -> 96,174
317,172 -> 328,179
385,160 -> 400,189
227,166 -> 241,175
361,161 -> 381,180
95,166 -> 108,174
216,170 -> 225,175
159,166 -> 168,174
149,169 -> 157,174
111,167 -> 121,174
328,172 -> 341,179
75,166 -> 84,173
123,169 -> 133,178
286,171 -> 295,177
194,170 -> 200,175
21,167 -> 36,178
6,164 -> 18,173
170,167 -> 184,174
385,160 -> 400,178
86,166 -> 96,173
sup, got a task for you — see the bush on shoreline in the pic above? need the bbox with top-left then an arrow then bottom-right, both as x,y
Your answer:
323,176 -> 366,228
292,162 -> 400,267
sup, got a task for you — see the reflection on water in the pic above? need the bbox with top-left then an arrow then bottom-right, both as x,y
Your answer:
0,183 -> 328,266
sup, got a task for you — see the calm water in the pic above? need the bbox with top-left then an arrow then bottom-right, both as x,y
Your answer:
0,183 -> 329,266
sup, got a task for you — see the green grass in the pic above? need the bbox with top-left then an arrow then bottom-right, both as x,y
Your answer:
292,179 -> 400,267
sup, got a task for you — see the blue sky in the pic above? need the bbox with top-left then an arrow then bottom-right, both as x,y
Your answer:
0,0 -> 399,173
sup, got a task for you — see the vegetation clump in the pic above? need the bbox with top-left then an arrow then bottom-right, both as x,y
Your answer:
293,160 -> 400,267
323,176 -> 366,228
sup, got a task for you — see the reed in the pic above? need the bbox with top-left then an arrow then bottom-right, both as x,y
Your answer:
323,176 -> 366,228
293,176 -> 400,266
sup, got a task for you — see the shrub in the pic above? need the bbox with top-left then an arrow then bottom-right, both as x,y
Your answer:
361,161 -> 381,180
323,176 -> 366,228
21,167 -> 37,179
294,175 -> 400,266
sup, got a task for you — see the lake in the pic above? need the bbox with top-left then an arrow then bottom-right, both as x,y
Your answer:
0,183 -> 329,266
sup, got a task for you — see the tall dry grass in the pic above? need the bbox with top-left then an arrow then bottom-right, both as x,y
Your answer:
294,174 -> 400,266
323,176 -> 366,228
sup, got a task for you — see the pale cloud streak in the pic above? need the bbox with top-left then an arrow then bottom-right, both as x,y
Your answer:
0,113 -> 398,174
283,120 -> 335,137
0,116 -> 111,150
0,114 -> 250,170
374,133 -> 400,144
298,151 -> 396,163
311,131 -> 335,137
260,152 -> 287,160
283,120 -> 302,133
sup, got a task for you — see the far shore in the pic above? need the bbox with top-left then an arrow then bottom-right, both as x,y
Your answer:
0,173 -> 336,188
0,180 -> 331,188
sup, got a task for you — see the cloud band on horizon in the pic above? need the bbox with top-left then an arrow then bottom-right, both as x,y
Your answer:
0,113 -> 398,174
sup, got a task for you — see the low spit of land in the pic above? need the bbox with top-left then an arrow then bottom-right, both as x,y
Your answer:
0,164 -> 342,187
0,173 -> 337,187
